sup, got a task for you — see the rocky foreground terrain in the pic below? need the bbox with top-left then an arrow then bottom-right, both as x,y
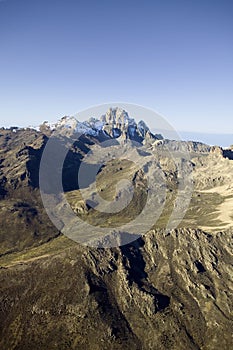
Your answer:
0,108 -> 232,349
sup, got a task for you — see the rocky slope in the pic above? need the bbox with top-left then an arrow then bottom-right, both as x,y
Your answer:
0,229 -> 232,350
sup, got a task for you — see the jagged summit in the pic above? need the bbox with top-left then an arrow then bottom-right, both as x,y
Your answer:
100,107 -> 135,125
39,107 -> 163,143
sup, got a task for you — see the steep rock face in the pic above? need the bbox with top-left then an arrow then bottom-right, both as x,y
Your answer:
0,229 -> 232,350
137,120 -> 149,138
101,107 -> 135,127
100,107 -> 143,141
100,108 -> 163,142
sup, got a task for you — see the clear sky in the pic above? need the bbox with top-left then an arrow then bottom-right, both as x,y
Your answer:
0,0 -> 233,134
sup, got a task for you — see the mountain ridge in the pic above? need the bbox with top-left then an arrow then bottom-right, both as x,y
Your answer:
0,107 -> 232,349
36,107 -> 163,143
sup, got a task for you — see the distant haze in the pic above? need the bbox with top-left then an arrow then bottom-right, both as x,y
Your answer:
152,128 -> 232,147
179,131 -> 233,148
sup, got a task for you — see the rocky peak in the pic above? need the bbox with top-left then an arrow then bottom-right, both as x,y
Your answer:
99,107 -> 162,142
100,107 -> 135,126
138,120 -> 149,138
37,107 -> 163,143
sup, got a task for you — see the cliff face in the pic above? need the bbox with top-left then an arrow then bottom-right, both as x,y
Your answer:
0,117 -> 232,349
100,107 -> 162,142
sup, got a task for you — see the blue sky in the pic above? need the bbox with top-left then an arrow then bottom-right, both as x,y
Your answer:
0,0 -> 233,136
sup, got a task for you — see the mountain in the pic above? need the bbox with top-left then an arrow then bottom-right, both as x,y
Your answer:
39,107 -> 163,143
0,108 -> 232,349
